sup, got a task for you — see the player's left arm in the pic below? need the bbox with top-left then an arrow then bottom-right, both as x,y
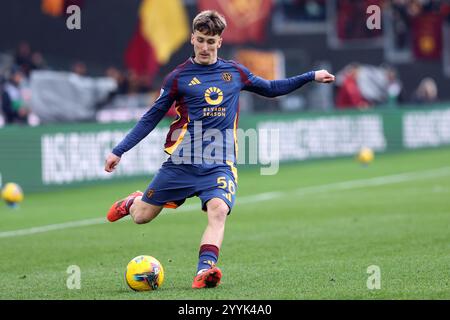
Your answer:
240,66 -> 335,97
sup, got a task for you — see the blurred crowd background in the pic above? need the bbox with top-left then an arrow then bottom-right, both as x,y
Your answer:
0,0 -> 449,127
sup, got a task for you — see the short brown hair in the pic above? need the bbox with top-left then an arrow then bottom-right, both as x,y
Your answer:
192,10 -> 227,36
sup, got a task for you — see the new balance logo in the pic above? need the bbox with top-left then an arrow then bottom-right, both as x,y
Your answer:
189,77 -> 201,86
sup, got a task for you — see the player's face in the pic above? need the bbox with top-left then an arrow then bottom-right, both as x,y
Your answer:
191,30 -> 222,65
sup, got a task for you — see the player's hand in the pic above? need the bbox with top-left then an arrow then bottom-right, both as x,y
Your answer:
105,153 -> 121,173
314,70 -> 335,83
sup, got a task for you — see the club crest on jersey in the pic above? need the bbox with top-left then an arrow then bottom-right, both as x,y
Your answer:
222,72 -> 232,82
146,189 -> 154,198
204,87 -> 224,106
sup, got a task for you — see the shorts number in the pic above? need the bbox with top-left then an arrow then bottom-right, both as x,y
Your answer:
217,176 -> 236,195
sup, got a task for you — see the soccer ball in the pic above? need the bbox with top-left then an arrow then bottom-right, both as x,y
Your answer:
1,182 -> 24,205
125,255 -> 164,291
357,147 -> 374,165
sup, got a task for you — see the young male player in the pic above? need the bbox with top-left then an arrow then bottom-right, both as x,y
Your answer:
105,10 -> 335,289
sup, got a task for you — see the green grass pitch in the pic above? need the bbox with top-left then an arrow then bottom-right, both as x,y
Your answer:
0,147 -> 449,299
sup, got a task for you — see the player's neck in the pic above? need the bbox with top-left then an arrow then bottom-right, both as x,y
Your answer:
193,56 -> 218,66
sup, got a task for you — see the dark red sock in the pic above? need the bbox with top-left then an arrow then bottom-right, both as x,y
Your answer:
197,244 -> 219,273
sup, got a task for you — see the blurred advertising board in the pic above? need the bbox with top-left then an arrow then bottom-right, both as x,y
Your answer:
1,105 -> 450,192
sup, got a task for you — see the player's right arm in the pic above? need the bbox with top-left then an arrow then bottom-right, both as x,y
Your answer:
104,72 -> 179,173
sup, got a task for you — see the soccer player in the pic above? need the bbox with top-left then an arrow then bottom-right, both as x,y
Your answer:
105,10 -> 335,289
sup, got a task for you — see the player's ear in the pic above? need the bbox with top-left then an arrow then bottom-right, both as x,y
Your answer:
190,33 -> 195,45
217,37 -> 223,49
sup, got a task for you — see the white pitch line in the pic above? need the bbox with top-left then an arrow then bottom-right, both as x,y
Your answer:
0,166 -> 449,239
0,217 -> 106,238
292,166 -> 450,196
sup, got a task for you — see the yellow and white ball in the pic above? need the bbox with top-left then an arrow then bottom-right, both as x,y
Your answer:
125,255 -> 164,291
357,147 -> 374,164
1,182 -> 24,204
